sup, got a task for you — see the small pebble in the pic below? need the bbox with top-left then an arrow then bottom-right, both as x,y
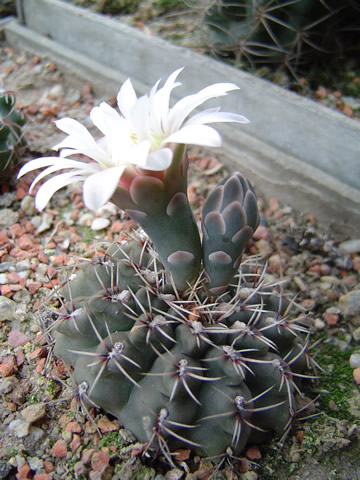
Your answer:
353,368 -> 360,385
36,213 -> 54,233
245,445 -> 261,460
27,456 -> 43,471
352,326 -> 360,342
47,84 -> 65,99
53,439 -> 67,458
339,289 -> 360,318
20,404 -> 47,423
349,353 -> 360,369
20,195 -> 35,216
8,330 -> 30,347
0,296 -> 17,321
95,203 -> 117,218
8,419 -> 30,438
0,208 -> 19,228
314,318 -> 325,330
339,239 -> 360,254
91,217 -> 110,231
78,213 -> 94,226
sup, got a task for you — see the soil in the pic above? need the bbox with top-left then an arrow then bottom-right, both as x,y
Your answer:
0,20 -> 360,480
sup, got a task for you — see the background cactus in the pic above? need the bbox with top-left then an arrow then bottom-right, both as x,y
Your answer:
49,171 -> 313,462
193,0 -> 360,76
0,91 -> 26,182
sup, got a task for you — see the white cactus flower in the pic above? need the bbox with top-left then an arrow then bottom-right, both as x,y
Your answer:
18,67 -> 248,211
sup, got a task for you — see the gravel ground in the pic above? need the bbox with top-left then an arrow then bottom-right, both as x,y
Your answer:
0,45 -> 360,480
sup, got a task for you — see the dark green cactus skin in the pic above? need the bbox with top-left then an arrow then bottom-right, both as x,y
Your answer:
0,92 -> 26,181
200,0 -> 360,73
53,236 -> 312,460
111,144 -> 202,292
202,172 -> 259,295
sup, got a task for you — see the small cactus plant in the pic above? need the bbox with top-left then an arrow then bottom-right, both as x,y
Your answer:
0,90 -> 26,182
19,69 -> 314,463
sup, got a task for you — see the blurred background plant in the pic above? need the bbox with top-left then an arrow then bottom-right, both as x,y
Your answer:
0,0 -> 16,18
187,0 -> 360,81
0,90 -> 26,183
66,0 -> 360,112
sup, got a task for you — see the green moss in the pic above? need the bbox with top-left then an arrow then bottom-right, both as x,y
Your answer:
46,379 -> 58,399
98,431 -> 128,451
26,392 -> 39,404
134,465 -> 157,480
316,340 -> 358,422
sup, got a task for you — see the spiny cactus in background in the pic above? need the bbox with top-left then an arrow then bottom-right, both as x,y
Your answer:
0,91 -> 26,182
193,0 -> 360,75
19,69 -> 315,464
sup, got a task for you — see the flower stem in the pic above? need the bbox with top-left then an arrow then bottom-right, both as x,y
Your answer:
111,145 -> 202,291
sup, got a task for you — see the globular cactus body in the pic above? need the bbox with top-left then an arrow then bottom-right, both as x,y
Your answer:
53,205 -> 311,460
199,0 -> 360,74
0,91 -> 26,181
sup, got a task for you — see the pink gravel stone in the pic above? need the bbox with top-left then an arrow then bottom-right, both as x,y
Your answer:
8,330 -> 30,347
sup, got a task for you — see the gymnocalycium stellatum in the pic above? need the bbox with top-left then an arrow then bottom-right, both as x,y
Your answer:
19,68 -> 314,465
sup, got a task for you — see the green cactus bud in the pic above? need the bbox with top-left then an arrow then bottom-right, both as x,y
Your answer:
201,172 -> 259,295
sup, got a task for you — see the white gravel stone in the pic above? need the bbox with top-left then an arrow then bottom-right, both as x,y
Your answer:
28,457 -> 44,472
47,83 -> 65,99
349,353 -> 360,369
0,296 -> 17,321
78,212 -> 94,226
0,208 -> 18,228
20,195 -> 35,216
9,419 -> 30,438
36,212 -> 54,233
95,203 -> 117,217
91,217 -> 110,230
15,259 -> 31,272
339,239 -> 360,254
352,327 -> 360,342
314,318 -> 325,330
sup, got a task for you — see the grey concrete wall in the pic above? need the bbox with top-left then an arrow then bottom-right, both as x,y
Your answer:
4,0 -> 360,234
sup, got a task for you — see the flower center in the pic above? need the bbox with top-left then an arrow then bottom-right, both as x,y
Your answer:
130,131 -> 138,144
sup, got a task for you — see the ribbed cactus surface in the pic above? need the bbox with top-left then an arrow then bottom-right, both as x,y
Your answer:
52,174 -> 312,461
0,91 -> 26,181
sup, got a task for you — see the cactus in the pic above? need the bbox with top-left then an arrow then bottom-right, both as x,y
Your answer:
20,70 -> 315,463
48,170 -> 313,462
195,0 -> 360,75
0,91 -> 26,182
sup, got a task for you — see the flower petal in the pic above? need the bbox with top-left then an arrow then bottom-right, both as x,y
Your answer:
128,94 -> 151,141
117,78 -> 137,119
90,102 -> 125,138
35,172 -> 84,211
29,162 -> 96,193
168,83 -> 240,132
165,124 -> 222,147
150,68 -> 183,135
185,110 -> 249,126
146,148 -> 173,171
83,166 -> 125,210
17,157 -> 65,178
53,118 -> 107,164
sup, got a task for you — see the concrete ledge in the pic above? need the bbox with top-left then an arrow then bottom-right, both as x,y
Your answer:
4,0 -> 360,235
